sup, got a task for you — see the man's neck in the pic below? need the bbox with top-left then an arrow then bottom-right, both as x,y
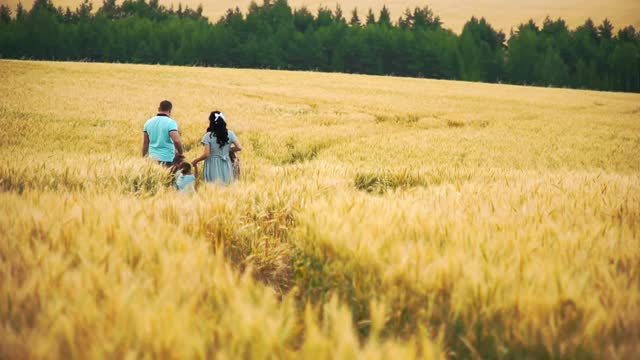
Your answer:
157,112 -> 170,117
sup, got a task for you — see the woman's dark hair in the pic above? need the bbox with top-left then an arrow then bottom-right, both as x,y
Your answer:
207,111 -> 229,149
179,162 -> 192,175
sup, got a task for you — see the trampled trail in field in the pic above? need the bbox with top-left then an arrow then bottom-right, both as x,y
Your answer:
1,60 -> 639,358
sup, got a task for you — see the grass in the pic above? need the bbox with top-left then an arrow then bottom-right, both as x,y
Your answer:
446,119 -> 465,128
374,113 -> 421,126
0,59 -> 639,358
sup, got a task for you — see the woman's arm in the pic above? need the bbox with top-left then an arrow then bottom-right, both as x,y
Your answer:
192,144 -> 210,165
230,139 -> 243,152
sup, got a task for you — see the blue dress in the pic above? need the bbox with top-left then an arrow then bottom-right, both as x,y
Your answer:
201,130 -> 237,184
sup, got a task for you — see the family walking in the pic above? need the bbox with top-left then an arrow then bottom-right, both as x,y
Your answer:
142,100 -> 242,192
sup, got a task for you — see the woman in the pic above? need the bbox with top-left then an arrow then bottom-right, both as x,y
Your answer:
192,111 -> 242,184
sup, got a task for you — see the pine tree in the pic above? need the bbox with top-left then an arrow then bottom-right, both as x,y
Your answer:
609,41 -> 640,91
598,18 -> 613,40
0,5 -> 11,23
506,23 -> 540,84
540,46 -> 569,86
16,2 -> 25,21
378,5 -> 391,27
334,5 -> 344,24
75,0 -> 93,20
458,17 -> 505,82
411,6 -> 441,30
617,26 -> 637,42
315,7 -> 332,28
64,6 -> 74,22
365,8 -> 375,25
293,7 -> 313,32
349,8 -> 360,26
98,0 -> 117,18
398,8 -> 412,29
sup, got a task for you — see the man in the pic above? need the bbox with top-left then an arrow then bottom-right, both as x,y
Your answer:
142,100 -> 184,167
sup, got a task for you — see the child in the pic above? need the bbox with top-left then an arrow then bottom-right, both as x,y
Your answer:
169,154 -> 186,176
176,162 -> 197,193
167,154 -> 186,187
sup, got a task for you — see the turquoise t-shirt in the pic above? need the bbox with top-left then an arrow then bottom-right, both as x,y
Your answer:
143,114 -> 178,162
176,174 -> 196,192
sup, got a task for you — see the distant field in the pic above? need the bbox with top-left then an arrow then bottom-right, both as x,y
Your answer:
1,60 -> 639,358
2,0 -> 639,32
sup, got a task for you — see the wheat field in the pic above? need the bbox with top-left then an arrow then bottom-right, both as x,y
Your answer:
3,0 -> 640,33
0,59 -> 639,358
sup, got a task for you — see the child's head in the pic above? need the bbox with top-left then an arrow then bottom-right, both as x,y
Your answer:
179,162 -> 192,175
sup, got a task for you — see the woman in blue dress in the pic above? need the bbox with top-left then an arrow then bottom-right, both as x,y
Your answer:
192,111 -> 242,184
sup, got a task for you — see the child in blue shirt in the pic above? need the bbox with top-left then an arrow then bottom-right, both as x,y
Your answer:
175,162 -> 197,193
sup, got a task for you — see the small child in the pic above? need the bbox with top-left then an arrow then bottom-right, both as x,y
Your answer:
167,154 -> 187,187
176,162 -> 197,193
169,154 -> 186,176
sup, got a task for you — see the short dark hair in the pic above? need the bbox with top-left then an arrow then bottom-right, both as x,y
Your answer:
159,100 -> 172,112
179,162 -> 192,175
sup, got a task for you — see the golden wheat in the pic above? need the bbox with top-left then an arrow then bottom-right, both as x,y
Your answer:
0,59 -> 639,358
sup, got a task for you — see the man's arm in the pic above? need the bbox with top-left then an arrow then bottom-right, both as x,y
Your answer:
142,132 -> 150,157
169,130 -> 184,155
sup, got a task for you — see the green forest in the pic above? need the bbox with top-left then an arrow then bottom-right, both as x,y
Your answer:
1,0 -> 639,92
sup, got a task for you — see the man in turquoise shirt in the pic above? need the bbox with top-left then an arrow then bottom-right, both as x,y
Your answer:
142,100 -> 184,166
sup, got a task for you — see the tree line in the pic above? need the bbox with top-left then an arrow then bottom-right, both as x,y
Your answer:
1,0 -> 639,92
